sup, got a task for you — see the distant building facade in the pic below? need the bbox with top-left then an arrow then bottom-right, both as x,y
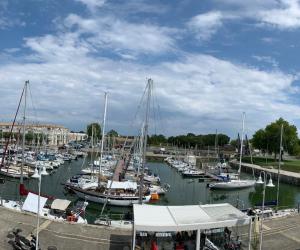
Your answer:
0,122 -> 87,146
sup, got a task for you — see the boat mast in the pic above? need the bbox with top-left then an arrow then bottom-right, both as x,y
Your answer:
238,112 -> 245,178
276,124 -> 283,210
139,79 -> 152,204
91,124 -> 94,174
21,81 -> 28,185
138,123 -> 144,175
98,93 -> 108,186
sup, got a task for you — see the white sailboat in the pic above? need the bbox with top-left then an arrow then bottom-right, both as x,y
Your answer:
209,113 -> 255,189
71,92 -> 151,206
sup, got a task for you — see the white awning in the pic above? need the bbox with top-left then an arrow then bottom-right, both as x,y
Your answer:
51,199 -> 71,211
22,192 -> 47,214
133,203 -> 250,232
107,180 -> 137,190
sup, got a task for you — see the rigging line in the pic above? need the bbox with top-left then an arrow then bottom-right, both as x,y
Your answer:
0,84 -> 25,169
27,82 -> 38,125
153,83 -> 166,135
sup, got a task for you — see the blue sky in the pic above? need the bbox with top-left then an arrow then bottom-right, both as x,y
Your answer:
1,0 -> 300,137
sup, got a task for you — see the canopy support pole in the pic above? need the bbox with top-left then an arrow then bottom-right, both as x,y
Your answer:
196,229 -> 200,250
132,228 -> 136,250
248,218 -> 252,250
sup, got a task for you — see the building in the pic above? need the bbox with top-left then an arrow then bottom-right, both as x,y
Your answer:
0,122 -> 87,146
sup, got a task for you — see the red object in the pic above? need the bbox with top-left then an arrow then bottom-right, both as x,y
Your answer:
19,184 -> 29,196
151,241 -> 158,250
19,184 -> 54,200
175,243 -> 184,250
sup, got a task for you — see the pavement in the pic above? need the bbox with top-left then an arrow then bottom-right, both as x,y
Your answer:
0,206 -> 131,250
1,205 -> 300,250
239,214 -> 300,250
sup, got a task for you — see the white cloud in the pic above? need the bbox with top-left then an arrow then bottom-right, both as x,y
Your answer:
74,0 -> 106,10
252,55 -> 279,68
187,11 -> 223,41
1,26 -> 299,136
258,0 -> 300,29
64,14 -> 177,56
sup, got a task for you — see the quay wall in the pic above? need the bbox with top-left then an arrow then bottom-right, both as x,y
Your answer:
230,160 -> 300,186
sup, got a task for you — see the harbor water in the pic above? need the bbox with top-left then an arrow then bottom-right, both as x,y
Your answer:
1,157 -> 300,223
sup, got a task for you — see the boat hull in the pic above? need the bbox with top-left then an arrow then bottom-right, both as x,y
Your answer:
72,187 -> 151,206
209,180 -> 255,189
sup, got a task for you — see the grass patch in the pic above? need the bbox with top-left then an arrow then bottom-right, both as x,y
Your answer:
242,156 -> 300,173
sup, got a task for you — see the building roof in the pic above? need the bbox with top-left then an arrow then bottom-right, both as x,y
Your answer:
0,122 -> 67,129
133,203 -> 250,232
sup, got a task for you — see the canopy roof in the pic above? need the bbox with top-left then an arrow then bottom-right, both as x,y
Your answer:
133,203 -> 250,232
51,199 -> 71,211
22,192 -> 47,214
107,180 -> 137,190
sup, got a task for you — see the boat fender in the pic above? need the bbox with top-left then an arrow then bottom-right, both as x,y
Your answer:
151,193 -> 159,200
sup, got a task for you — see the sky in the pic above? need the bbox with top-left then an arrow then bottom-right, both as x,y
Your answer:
1,0 -> 300,138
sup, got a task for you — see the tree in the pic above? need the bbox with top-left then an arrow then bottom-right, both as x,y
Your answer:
148,134 -> 167,145
252,118 -> 299,159
86,123 -> 101,139
252,129 -> 267,152
107,129 -> 119,137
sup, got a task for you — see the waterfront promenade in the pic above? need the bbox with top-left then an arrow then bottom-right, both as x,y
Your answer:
1,205 -> 300,249
0,206 -> 131,250
230,160 -> 300,186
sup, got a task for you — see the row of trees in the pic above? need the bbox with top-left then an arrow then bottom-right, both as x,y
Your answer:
86,123 -> 231,148
87,118 -> 300,158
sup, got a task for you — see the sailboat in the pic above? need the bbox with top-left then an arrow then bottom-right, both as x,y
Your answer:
209,113 -> 256,189
71,91 -> 151,206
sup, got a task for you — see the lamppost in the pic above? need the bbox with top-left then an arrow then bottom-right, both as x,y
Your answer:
32,164 -> 48,250
256,171 -> 275,250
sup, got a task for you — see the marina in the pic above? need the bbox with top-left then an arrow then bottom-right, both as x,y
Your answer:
1,155 -> 300,223
2,1 -> 300,249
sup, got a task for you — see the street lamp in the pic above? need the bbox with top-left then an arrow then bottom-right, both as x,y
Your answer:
256,171 -> 275,250
32,164 -> 48,250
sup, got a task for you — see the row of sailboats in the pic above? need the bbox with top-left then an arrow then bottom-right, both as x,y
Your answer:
0,81 -> 88,225
67,79 -> 160,206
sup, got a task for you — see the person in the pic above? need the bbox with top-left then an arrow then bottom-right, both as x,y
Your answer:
224,227 -> 231,241
175,241 -> 184,250
151,239 -> 158,250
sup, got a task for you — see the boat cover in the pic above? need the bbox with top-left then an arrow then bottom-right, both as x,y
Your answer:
22,192 -> 47,214
133,203 -> 250,231
51,199 -> 71,211
107,180 -> 137,190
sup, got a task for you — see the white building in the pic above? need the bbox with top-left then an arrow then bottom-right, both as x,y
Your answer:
0,122 -> 87,146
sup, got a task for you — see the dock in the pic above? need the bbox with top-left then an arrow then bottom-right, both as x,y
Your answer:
230,160 -> 300,186
113,159 -> 125,181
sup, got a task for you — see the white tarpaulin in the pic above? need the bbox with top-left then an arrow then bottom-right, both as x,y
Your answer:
22,192 -> 47,214
107,180 -> 137,190
133,203 -> 250,232
51,199 -> 71,211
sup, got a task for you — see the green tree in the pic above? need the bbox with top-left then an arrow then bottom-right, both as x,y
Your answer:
252,129 -> 267,151
86,123 -> 101,139
252,118 -> 299,159
107,129 -> 119,137
148,134 -> 167,145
